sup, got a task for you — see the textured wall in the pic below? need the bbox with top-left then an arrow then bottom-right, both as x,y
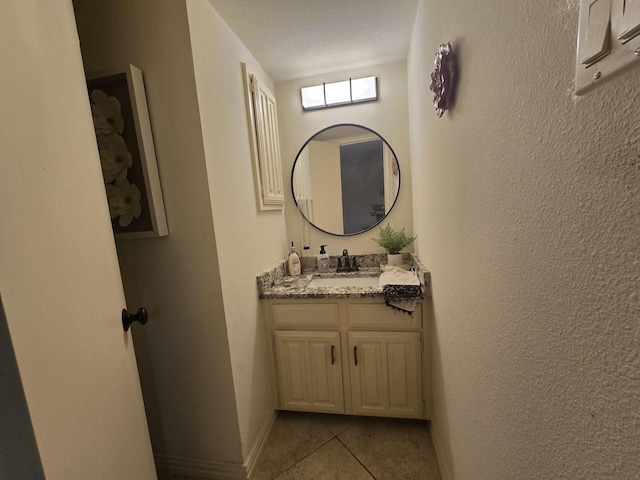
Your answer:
408,0 -> 640,478
186,0 -> 288,460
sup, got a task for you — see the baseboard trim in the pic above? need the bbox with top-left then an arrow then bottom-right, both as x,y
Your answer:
244,409 -> 278,478
155,453 -> 247,480
154,410 -> 279,480
430,420 -> 454,480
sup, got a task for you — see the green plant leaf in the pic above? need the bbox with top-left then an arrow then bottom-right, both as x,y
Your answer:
371,223 -> 417,254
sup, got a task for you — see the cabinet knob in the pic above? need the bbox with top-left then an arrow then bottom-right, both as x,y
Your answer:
353,346 -> 358,366
122,307 -> 148,332
331,345 -> 335,365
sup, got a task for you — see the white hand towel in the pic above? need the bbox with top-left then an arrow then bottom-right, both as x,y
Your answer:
378,266 -> 421,314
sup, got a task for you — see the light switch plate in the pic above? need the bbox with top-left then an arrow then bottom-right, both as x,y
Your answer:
618,0 -> 640,42
576,0 -> 640,94
582,0 -> 611,66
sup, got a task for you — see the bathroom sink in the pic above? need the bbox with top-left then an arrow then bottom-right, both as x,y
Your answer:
307,276 -> 380,288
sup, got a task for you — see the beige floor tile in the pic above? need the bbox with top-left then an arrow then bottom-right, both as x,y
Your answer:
320,413 -> 356,436
275,438 -> 374,480
252,411 -> 335,480
338,416 -> 441,480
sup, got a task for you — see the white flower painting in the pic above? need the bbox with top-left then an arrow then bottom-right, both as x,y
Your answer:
90,87 -> 141,227
97,133 -> 133,183
90,89 -> 125,135
106,181 -> 142,227
87,65 -> 168,238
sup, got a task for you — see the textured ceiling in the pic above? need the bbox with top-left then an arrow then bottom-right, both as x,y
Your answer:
206,0 -> 420,81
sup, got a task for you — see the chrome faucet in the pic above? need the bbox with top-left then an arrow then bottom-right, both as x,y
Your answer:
337,249 -> 359,272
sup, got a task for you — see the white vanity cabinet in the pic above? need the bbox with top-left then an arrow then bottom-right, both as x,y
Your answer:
264,298 -> 430,419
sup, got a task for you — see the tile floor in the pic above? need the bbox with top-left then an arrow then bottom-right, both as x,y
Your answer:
158,410 -> 441,480
252,411 -> 441,480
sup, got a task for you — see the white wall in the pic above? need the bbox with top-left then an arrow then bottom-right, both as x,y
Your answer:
0,296 -> 44,479
186,0 -> 288,460
276,61 -> 414,257
308,141 -> 343,234
408,0 -> 640,478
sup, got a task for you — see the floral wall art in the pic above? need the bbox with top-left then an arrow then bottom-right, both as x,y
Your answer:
87,65 -> 168,238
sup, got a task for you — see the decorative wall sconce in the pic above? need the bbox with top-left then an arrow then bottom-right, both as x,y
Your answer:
429,43 -> 457,117
301,76 -> 378,110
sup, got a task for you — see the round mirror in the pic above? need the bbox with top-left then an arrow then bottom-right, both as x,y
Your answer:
291,124 -> 400,236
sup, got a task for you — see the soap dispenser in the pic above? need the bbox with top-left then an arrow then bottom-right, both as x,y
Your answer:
317,245 -> 330,273
287,242 -> 301,276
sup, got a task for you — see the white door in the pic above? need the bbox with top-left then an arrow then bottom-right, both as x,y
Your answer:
275,331 -> 344,413
0,2 -> 156,478
349,331 -> 422,418
349,332 -> 387,415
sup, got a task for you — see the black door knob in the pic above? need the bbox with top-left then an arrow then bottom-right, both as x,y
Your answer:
122,307 -> 148,332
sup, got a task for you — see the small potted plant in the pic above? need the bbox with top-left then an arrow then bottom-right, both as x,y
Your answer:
372,223 -> 417,266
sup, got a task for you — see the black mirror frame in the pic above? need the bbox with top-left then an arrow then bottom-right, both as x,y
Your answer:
290,123 -> 401,237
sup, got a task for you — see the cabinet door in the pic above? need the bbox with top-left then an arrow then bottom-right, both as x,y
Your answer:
348,331 -> 421,418
274,331 -> 343,414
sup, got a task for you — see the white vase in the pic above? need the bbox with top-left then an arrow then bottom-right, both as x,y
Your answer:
387,253 -> 403,267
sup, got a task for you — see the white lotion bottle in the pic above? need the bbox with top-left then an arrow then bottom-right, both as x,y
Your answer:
317,244 -> 330,273
287,242 -> 301,276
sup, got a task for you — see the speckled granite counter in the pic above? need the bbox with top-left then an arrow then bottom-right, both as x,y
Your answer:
257,253 -> 431,300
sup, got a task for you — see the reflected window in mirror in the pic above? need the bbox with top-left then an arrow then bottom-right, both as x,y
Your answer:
291,124 -> 400,236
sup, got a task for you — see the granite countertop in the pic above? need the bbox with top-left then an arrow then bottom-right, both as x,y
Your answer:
259,268 -> 386,299
257,254 -> 431,300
